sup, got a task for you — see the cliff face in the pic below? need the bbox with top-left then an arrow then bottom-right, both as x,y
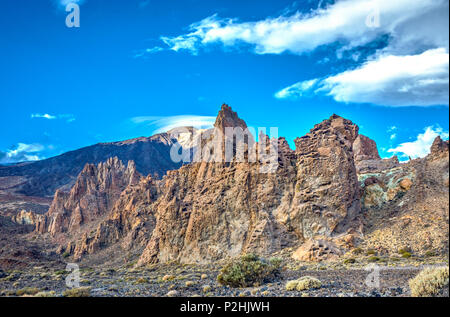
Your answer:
34,105 -> 449,265
353,134 -> 399,173
61,106 -> 364,265
36,157 -> 141,236
353,134 -> 380,162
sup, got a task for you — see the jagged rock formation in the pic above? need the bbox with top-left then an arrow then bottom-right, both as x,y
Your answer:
0,133 -> 181,197
214,104 -> 248,132
430,136 -> 450,159
12,210 -> 41,225
353,134 -> 399,173
32,105 -> 449,265
58,106 -> 364,265
353,134 -> 381,162
358,136 -> 449,256
291,115 -> 361,238
36,157 -> 141,236
65,176 -> 159,260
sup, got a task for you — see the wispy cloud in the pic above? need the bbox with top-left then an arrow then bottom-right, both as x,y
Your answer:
130,115 -> 216,133
31,113 -> 56,120
31,113 -> 76,123
149,0 -> 448,107
274,79 -> 318,99
133,47 -> 164,59
152,0 -> 447,56
388,126 -> 449,159
0,143 -> 46,164
275,48 -> 449,106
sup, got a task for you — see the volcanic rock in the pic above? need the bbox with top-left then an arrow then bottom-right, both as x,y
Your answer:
36,157 -> 141,236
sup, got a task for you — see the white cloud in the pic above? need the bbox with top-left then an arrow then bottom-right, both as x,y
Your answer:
275,48 -> 449,106
390,133 -> 396,140
0,143 -> 45,164
151,0 -> 448,107
154,0 -> 448,56
274,79 -> 318,99
388,126 -> 449,159
130,115 -> 216,133
31,113 -> 76,122
133,47 -> 164,58
31,113 -> 56,120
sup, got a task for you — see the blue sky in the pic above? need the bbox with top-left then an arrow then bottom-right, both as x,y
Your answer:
0,0 -> 448,163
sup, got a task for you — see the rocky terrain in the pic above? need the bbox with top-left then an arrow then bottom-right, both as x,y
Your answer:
0,104 -> 448,297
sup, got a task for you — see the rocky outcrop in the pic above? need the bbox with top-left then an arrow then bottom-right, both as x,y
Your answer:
35,105 -> 448,265
52,107 -> 366,265
353,135 -> 380,162
358,137 -> 449,256
12,210 -> 42,225
292,238 -> 342,262
291,115 -> 361,237
137,112 -> 363,265
353,134 -> 400,173
36,157 -> 141,236
430,136 -> 449,159
64,175 -> 159,260
214,104 -> 248,132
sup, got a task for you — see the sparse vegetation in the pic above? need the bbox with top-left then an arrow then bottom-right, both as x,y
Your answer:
217,254 -> 281,288
343,258 -> 356,264
15,287 -> 40,296
134,277 -> 148,284
285,276 -> 322,291
409,266 -> 449,297
366,249 -> 376,256
368,256 -> 380,262
34,291 -> 56,297
401,252 -> 412,258
63,287 -> 91,297
398,247 -> 411,254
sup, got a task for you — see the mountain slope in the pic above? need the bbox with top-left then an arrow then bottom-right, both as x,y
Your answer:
0,133 -> 182,197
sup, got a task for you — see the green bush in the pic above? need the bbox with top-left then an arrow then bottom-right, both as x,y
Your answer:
398,247 -> 411,254
401,252 -> 412,258
217,254 -> 281,288
409,267 -> 449,297
343,258 -> 356,264
286,276 -> 322,291
366,249 -> 376,256
368,256 -> 380,263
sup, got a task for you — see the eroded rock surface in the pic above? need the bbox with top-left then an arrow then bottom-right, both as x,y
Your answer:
30,106 -> 449,267
36,157 -> 141,236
